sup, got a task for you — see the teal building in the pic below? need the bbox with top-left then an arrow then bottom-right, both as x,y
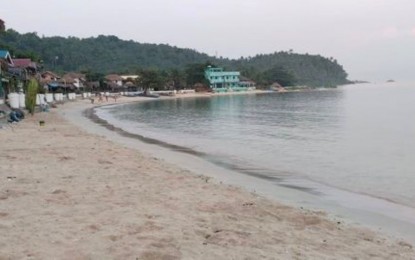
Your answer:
204,66 -> 247,92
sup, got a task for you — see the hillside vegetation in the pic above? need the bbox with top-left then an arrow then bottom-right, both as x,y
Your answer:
0,29 -> 349,87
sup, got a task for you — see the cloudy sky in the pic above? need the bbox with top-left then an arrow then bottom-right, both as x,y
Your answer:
2,0 -> 415,81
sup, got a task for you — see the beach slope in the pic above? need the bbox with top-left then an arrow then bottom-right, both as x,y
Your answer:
0,102 -> 414,259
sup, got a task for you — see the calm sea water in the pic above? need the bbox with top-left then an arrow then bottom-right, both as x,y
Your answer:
97,83 -> 415,209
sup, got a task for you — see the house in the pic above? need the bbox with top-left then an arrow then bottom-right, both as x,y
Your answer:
40,71 -> 62,92
41,71 -> 60,82
0,50 -> 14,66
204,66 -> 247,92
105,74 -> 123,91
0,50 -> 14,104
12,58 -> 39,74
119,75 -> 140,91
239,76 -> 256,90
9,58 -> 40,81
62,72 -> 86,90
105,74 -> 123,86
120,75 -> 139,82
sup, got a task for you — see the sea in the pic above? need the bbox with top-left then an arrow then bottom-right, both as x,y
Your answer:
95,82 -> 415,239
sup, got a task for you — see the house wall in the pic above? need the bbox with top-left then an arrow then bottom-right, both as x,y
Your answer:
74,79 -> 79,88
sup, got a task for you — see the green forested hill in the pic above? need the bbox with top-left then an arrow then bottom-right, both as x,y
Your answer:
226,52 -> 349,87
0,29 -> 350,87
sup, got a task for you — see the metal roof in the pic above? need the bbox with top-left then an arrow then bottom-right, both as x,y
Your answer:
0,50 -> 14,65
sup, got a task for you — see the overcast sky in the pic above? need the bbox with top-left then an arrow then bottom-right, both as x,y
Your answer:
2,0 -> 415,81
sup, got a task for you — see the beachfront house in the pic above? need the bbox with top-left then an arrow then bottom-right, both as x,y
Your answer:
40,71 -> 62,92
62,72 -> 86,90
0,50 -> 14,104
204,66 -> 247,92
11,58 -> 39,80
105,74 -> 123,91
120,74 -> 140,91
239,76 -> 256,90
41,71 -> 60,82
120,75 -> 139,83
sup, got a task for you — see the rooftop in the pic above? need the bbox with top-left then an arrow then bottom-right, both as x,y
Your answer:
12,58 -> 37,69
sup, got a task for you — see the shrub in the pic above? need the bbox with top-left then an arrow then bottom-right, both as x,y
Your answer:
25,79 -> 39,115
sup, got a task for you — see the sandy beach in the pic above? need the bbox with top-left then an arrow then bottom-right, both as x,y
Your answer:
0,94 -> 414,259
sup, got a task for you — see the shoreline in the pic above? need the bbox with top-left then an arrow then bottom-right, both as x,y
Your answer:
0,93 -> 414,258
88,94 -> 415,244
67,92 -> 415,241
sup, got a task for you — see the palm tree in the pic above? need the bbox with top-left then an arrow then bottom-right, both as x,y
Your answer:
168,69 -> 185,91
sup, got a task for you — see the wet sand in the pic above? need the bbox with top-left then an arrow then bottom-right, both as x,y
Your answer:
0,94 -> 414,259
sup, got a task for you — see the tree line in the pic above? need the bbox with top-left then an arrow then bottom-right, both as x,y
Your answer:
0,28 -> 350,88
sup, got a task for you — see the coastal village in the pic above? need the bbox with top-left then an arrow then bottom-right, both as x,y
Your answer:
0,47 -> 263,123
1,19 -> 414,259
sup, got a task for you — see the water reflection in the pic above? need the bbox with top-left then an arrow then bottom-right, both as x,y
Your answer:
99,86 -> 415,208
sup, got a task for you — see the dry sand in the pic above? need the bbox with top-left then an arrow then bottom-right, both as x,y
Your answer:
0,95 -> 414,259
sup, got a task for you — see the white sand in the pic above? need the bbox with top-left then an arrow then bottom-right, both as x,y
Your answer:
0,94 -> 414,259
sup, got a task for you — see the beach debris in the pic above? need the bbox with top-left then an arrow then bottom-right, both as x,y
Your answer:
98,159 -> 113,164
59,156 -> 73,161
108,235 -> 120,242
398,241 -> 413,249
242,202 -> 255,206
87,224 -> 101,232
197,175 -> 211,183
6,176 -> 16,180
51,189 -> 66,194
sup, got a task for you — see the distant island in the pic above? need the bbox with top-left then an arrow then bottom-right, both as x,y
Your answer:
0,28 -> 350,88
350,80 -> 370,84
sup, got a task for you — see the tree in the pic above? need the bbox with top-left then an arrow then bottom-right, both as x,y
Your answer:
25,79 -> 39,115
0,28 -> 350,87
262,66 -> 297,87
0,19 -> 5,32
185,62 -> 213,86
168,68 -> 185,90
136,69 -> 164,95
85,71 -> 104,82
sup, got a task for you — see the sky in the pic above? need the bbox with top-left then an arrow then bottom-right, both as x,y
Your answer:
2,0 -> 415,82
